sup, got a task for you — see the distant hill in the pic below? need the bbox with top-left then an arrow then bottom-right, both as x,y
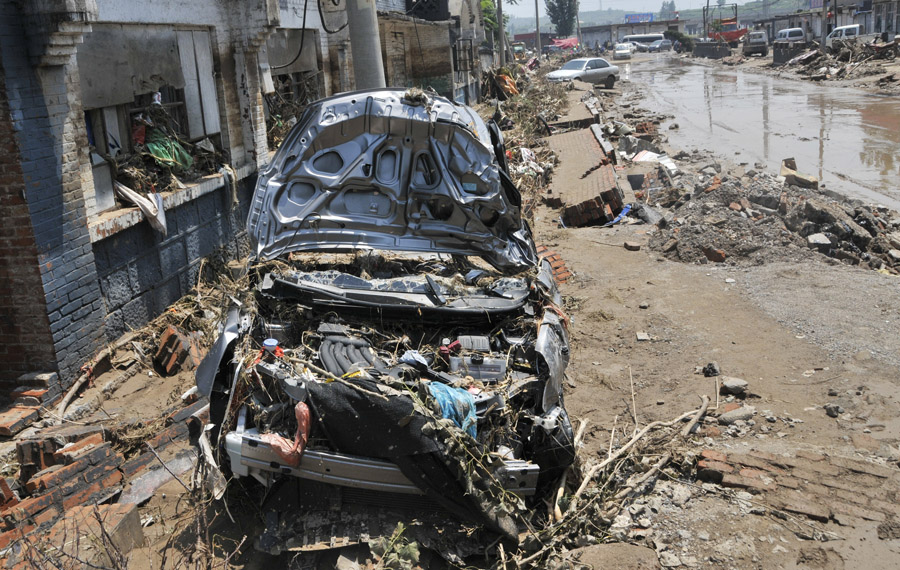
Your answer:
507,0 -> 813,36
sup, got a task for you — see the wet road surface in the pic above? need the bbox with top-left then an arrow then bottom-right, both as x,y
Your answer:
625,57 -> 900,209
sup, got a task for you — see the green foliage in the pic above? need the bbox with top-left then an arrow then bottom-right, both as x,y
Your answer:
545,0 -> 578,38
659,0 -> 677,19
482,0 -> 498,34
664,29 -> 693,50
368,523 -> 420,570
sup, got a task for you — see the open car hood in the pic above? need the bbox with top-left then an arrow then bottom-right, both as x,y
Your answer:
247,89 -> 538,273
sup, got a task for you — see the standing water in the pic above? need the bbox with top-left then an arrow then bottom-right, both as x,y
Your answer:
626,59 -> 900,210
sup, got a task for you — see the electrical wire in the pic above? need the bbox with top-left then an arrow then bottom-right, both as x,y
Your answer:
272,0 -> 310,69
318,0 -> 349,34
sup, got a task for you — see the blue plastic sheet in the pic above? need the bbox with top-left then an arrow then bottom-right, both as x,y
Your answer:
428,382 -> 477,438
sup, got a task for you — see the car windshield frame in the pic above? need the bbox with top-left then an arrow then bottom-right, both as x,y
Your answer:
560,60 -> 586,70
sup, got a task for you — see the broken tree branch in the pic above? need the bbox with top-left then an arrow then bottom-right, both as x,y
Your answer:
681,395 -> 710,438
569,407 -> 697,510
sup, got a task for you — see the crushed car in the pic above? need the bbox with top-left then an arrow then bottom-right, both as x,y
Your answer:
195,88 -> 575,560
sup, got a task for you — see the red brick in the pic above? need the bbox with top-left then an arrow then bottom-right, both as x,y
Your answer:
772,490 -> 830,521
52,433 -> 104,464
145,422 -> 189,450
739,468 -> 767,479
828,456 -> 898,479
32,505 -> 60,527
0,478 -> 17,509
830,500 -> 885,523
26,454 -> 91,493
776,475 -> 801,489
0,406 -> 40,436
154,325 -> 204,375
721,402 -> 741,413
0,524 -> 34,550
61,471 -> 123,510
721,473 -> 774,493
121,451 -> 156,479
2,489 -> 61,523
697,460 -> 734,483
700,449 -> 727,463
729,453 -> 784,474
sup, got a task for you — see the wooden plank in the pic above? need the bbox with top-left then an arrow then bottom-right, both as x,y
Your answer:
177,30 -> 205,140
192,30 -> 220,136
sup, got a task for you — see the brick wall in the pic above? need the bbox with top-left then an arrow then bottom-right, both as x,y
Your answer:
379,16 -> 453,96
93,181 -> 253,342
0,2 -> 105,391
0,64 -> 58,387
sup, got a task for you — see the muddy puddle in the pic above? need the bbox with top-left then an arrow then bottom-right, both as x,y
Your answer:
626,58 -> 900,210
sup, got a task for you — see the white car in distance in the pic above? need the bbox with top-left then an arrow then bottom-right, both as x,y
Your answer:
546,57 -> 620,88
613,43 -> 632,60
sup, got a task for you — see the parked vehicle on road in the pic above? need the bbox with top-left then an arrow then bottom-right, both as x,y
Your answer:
825,24 -> 882,52
622,33 -> 664,50
742,30 -> 769,56
648,39 -> 673,52
546,57 -> 620,87
775,27 -> 806,43
613,43 -> 632,60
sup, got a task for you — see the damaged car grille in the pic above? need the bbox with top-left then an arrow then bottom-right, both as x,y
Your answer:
196,89 -> 574,555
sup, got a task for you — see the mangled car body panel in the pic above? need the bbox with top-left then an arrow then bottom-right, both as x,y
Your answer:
198,89 -> 574,555
247,89 -> 537,272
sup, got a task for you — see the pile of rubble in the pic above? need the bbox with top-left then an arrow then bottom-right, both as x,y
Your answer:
785,43 -> 895,82
641,156 -> 900,273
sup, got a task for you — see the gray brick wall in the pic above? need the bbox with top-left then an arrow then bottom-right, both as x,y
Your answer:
0,1 -> 105,390
93,179 -> 254,342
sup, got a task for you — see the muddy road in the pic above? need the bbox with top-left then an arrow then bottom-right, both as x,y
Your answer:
626,57 -> 900,210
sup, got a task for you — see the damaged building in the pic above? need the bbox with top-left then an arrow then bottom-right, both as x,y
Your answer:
0,0 -> 485,402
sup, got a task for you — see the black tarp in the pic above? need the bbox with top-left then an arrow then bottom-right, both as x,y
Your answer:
305,378 -> 517,542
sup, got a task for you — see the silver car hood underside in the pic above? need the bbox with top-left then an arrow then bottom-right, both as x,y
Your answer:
247,89 -> 537,272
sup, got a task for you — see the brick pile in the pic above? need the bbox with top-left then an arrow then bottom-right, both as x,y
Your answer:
154,325 -> 205,376
0,398 -> 207,553
537,245 -> 573,284
0,372 -> 61,437
696,448 -> 900,526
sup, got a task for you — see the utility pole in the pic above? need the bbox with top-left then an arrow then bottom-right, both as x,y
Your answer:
498,0 -> 506,66
534,0 -> 541,55
346,0 -> 386,88
575,0 -> 581,44
820,0 -> 827,53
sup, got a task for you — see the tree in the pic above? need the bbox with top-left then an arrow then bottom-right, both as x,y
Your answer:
659,0 -> 676,19
481,0 -> 509,46
545,0 -> 578,38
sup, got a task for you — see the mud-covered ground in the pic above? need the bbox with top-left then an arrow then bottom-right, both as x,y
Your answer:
531,67 -> 900,568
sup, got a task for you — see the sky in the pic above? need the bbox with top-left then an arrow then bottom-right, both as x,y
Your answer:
505,0 -> 749,20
